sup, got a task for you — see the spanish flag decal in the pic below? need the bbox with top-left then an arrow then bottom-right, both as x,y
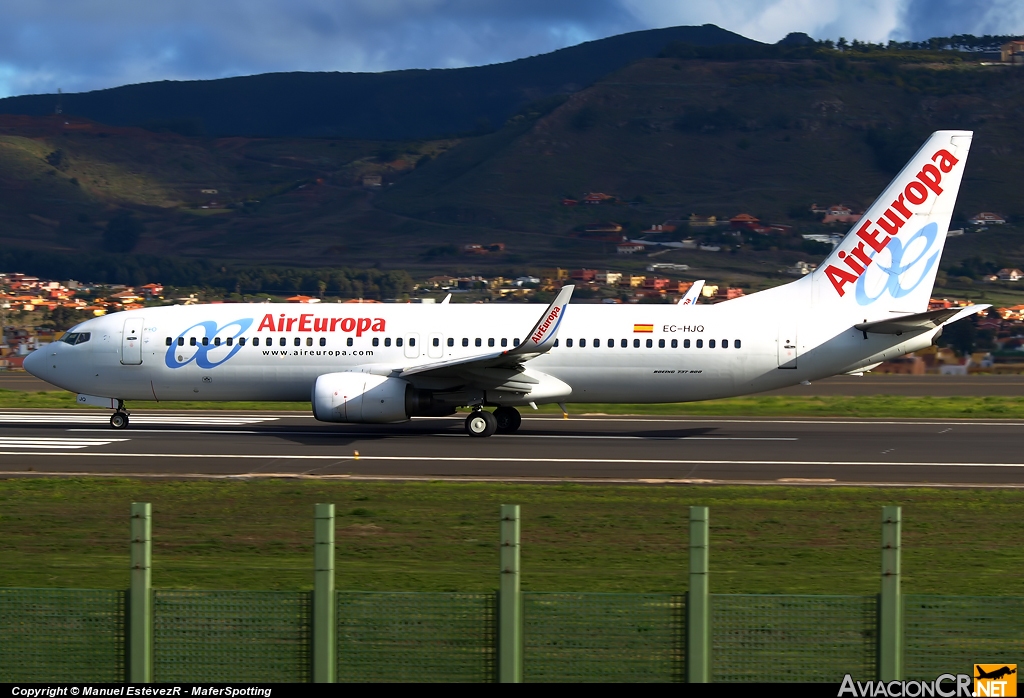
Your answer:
633,324 -> 654,333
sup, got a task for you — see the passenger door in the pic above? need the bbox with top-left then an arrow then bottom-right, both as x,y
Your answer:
121,317 -> 144,365
777,323 -> 798,369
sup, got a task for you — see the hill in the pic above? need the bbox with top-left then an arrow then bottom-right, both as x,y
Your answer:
1,42 -> 1024,300
0,25 -> 756,141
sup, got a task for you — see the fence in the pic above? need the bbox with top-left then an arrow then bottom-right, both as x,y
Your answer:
1,504 -> 1021,683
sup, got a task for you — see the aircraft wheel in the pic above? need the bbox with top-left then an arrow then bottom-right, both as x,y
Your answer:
110,412 -> 129,429
494,407 -> 522,433
465,410 -> 497,437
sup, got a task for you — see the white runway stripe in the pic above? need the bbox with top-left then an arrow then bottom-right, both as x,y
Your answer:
0,413 -> 278,426
0,437 -> 129,450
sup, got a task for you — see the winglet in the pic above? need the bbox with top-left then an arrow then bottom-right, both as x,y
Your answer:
507,284 -> 574,356
679,280 -> 705,306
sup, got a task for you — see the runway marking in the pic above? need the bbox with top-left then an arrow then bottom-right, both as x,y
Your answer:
63,428 -> 796,442
0,413 -> 279,426
2,451 -> 1024,468
524,417 -> 1024,427
0,437 -> 129,450
1,471 -> 1023,489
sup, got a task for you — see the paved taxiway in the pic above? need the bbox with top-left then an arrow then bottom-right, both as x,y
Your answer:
5,372 -> 1024,396
1,410 -> 1023,486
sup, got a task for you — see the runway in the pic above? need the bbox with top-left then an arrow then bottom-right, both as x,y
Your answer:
2,410 -> 1023,487
4,372 -> 1024,396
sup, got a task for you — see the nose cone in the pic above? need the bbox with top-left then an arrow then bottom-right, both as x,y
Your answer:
23,348 -> 44,377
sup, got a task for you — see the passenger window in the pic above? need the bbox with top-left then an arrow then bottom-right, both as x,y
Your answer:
501,338 -> 508,348
294,337 -> 301,347
165,337 -> 172,346
579,339 -> 586,348
696,339 -> 703,348
514,338 -> 520,346
554,339 -> 559,347
447,338 -> 454,347
566,339 -> 574,348
385,338 -> 392,347
397,338 -> 404,347
178,337 -> 185,346
227,337 -> 233,347
239,337 -> 246,346
372,338 -> 379,347
709,339 -> 716,349
722,339 -> 729,348
306,337 -> 313,346
658,339 -> 665,348
488,338 -> 495,347
646,339 -> 653,348
462,338 -> 469,347
280,337 -> 287,347
671,339 -> 678,348
215,337 -> 222,346
409,337 -> 415,347
593,339 -> 599,348
621,339 -> 627,348
607,339 -> 614,348
475,338 -> 482,347
633,339 -> 640,348
433,337 -> 440,347
735,339 -> 741,348
202,337 -> 209,346
684,339 -> 691,348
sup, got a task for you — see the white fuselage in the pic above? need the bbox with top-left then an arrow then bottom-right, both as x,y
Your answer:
27,279 -> 936,407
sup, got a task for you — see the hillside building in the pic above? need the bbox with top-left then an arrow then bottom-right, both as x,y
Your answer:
1002,40 -> 1024,64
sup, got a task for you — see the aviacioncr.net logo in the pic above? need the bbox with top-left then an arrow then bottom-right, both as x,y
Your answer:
165,318 -> 253,369
855,222 -> 941,307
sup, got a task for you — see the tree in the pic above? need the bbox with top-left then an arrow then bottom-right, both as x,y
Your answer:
101,212 -> 144,253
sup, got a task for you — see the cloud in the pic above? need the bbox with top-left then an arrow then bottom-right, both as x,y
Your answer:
0,0 -> 1020,98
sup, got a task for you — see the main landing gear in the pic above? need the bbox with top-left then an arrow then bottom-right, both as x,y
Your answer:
109,400 -> 130,430
464,407 -> 522,437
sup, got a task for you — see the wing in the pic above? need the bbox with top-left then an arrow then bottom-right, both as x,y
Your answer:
399,284 -> 575,379
855,305 -> 990,334
679,280 -> 705,306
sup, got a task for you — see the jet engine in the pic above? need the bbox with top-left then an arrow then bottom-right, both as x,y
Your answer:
312,372 -> 452,423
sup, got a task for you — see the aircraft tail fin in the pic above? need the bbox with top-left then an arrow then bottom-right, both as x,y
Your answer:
810,130 -> 972,318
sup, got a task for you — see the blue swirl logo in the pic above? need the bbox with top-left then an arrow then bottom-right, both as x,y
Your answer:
164,318 -> 253,369
855,223 -> 940,307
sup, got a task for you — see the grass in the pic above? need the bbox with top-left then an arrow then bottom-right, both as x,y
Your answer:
0,478 -> 1021,596
5,388 -> 1024,418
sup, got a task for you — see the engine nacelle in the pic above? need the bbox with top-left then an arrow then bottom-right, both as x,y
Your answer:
312,372 -> 412,424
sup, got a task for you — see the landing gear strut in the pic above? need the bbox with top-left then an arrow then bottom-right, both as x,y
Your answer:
493,406 -> 522,434
110,400 -> 130,430
465,409 -> 498,437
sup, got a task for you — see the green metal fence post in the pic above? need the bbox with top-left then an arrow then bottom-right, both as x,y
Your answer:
879,505 -> 902,681
313,503 -> 336,683
498,504 -> 522,683
129,502 -> 152,683
687,505 -> 710,683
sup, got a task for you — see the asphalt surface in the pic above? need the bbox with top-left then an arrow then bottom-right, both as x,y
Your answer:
5,372 -> 1024,396
2,410 -> 1023,487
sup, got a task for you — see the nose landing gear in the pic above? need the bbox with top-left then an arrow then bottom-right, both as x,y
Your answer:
109,400 -> 130,429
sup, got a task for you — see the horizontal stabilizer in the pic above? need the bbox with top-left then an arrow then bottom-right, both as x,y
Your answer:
855,305 -> 989,334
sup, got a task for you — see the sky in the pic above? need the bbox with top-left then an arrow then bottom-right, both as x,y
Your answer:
0,0 -> 1022,99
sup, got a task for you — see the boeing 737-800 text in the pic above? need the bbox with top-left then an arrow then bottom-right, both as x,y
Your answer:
25,131 -> 985,436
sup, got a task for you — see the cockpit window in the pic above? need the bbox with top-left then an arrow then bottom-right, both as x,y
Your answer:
61,332 -> 91,345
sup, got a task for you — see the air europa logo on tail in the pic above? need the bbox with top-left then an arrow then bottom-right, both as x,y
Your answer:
824,148 -> 959,297
531,307 -> 561,344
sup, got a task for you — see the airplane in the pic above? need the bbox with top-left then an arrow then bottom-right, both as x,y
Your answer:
976,666 -> 1017,681
25,130 -> 985,437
